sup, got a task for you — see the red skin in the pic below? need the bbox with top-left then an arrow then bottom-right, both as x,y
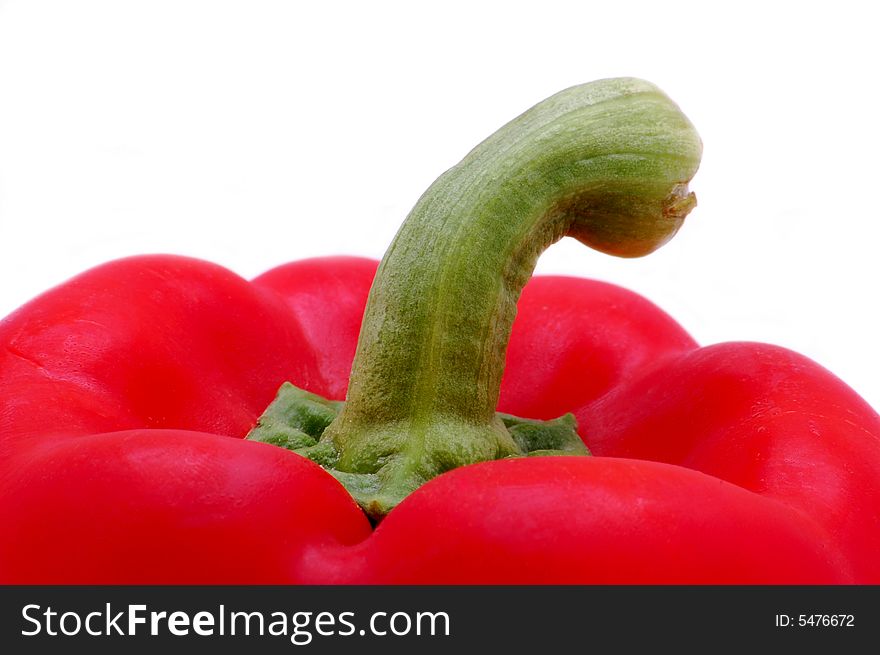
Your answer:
1,255 -> 878,583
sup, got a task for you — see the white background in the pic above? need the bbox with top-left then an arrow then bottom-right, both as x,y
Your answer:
1,1 -> 877,410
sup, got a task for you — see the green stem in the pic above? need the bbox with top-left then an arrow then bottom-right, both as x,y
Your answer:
294,78 -> 699,518
248,382 -> 589,520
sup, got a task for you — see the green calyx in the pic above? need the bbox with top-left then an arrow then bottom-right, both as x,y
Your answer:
247,382 -> 588,520
250,77 -> 701,520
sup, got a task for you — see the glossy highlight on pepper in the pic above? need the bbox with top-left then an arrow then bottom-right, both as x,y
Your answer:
1,78 -> 878,583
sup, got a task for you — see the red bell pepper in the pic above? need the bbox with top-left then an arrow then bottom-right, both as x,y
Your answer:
1,78 -> 878,584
